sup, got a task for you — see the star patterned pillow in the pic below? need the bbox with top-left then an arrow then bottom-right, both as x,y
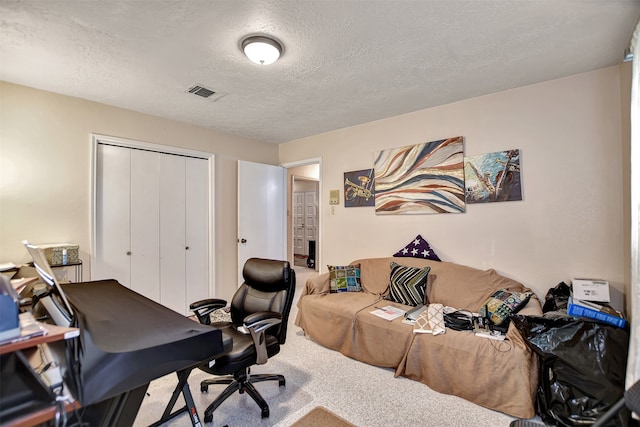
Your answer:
393,234 -> 441,261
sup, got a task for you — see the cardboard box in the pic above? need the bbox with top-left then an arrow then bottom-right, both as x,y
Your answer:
571,278 -> 610,302
38,243 -> 79,265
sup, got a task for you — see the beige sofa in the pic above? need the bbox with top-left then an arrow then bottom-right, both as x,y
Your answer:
295,257 -> 542,418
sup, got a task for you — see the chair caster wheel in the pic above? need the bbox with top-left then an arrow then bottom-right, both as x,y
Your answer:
201,384 -> 208,393
262,408 -> 269,418
204,413 -> 213,423
279,378 -> 285,387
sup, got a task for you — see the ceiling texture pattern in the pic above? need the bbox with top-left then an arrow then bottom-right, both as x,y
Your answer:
1,0 -> 639,144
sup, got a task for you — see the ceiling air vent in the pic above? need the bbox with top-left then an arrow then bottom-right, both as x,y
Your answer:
184,84 -> 227,102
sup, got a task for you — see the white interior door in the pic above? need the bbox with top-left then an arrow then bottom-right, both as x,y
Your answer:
238,160 -> 286,286
303,191 -> 318,255
293,192 -> 305,255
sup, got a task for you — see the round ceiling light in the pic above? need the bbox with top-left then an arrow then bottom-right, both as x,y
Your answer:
241,35 -> 283,65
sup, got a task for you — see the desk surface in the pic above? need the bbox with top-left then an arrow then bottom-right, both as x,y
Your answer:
62,279 -> 231,405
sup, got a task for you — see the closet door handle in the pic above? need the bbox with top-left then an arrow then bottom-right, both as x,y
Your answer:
126,251 -> 132,255
185,246 -> 190,250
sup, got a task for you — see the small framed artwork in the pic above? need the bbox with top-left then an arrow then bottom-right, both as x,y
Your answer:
464,149 -> 522,203
344,169 -> 375,207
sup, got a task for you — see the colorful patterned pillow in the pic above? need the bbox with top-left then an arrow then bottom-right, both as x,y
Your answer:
328,264 -> 362,293
385,262 -> 431,306
478,289 -> 533,326
393,234 -> 441,261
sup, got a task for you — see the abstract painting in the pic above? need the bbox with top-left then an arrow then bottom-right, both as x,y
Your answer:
464,149 -> 522,203
374,136 -> 465,214
344,169 -> 375,207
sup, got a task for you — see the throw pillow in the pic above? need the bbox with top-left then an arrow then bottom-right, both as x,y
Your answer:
385,262 -> 431,306
328,264 -> 362,293
424,274 -> 436,305
478,289 -> 533,326
393,234 -> 441,261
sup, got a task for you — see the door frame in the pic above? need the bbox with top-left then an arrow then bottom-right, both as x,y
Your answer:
90,134 -> 216,298
281,157 -> 322,271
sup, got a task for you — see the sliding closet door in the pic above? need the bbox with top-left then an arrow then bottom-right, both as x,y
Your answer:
94,144 -> 131,288
159,154 -> 187,314
130,149 -> 160,302
185,157 -> 209,306
93,136 -> 213,315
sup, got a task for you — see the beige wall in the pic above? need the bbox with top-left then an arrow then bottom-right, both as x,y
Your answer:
279,66 -> 631,306
0,82 -> 279,300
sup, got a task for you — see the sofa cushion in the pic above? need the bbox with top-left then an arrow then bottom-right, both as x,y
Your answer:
385,262 -> 430,306
393,234 -> 441,261
478,289 -> 532,326
328,264 -> 362,293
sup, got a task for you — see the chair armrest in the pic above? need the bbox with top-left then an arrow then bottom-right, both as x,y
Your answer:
244,311 -> 283,364
190,298 -> 228,325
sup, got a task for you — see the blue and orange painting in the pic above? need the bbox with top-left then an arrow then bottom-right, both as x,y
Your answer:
464,149 -> 522,203
374,136 -> 465,214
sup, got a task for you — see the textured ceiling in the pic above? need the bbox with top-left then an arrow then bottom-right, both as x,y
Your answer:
1,1 -> 639,144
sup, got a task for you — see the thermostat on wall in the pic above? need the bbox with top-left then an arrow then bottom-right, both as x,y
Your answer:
329,190 -> 340,205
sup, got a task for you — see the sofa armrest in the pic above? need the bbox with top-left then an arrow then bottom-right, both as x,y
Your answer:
302,272 -> 331,296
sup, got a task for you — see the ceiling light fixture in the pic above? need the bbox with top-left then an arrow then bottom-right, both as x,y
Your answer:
241,35 -> 283,65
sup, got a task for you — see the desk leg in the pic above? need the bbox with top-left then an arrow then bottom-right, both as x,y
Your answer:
150,368 -> 202,427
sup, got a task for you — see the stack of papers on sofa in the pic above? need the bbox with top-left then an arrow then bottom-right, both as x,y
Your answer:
370,305 -> 405,321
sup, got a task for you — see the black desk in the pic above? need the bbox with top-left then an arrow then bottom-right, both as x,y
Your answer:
60,280 -> 232,426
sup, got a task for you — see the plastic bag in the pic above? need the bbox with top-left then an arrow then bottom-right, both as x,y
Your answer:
542,281 -> 571,313
511,315 -> 631,427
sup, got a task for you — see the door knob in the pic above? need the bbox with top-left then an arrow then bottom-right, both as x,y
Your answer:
126,251 -> 132,255
185,246 -> 190,250
239,238 -> 247,244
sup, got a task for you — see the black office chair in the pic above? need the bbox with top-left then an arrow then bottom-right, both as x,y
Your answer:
190,258 -> 296,424
509,379 -> 640,427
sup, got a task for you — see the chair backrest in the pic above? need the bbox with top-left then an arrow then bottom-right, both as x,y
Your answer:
230,258 -> 296,344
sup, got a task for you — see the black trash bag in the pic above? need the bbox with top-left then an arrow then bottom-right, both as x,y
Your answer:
542,281 -> 572,313
511,315 -> 631,427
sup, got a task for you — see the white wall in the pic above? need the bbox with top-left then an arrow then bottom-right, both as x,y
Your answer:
279,66 -> 630,305
0,82 -> 279,301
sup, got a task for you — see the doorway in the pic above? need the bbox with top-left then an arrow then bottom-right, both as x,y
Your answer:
285,161 -> 321,271
293,182 -> 318,268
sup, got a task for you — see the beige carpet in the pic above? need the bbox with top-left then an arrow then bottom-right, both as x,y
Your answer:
290,406 -> 357,427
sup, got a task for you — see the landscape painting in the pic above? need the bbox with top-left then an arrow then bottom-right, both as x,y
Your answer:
374,136 -> 465,214
344,169 -> 375,207
464,149 -> 522,203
